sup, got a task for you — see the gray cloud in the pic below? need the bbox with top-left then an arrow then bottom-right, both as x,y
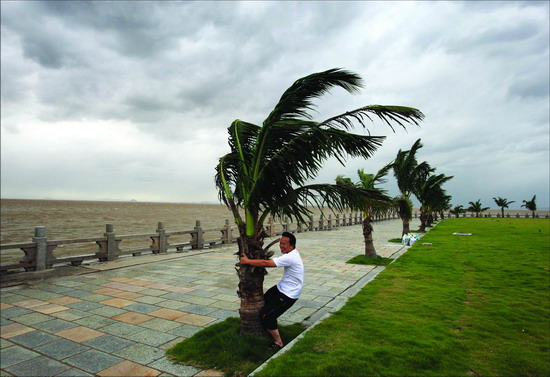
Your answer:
1,1 -> 548,209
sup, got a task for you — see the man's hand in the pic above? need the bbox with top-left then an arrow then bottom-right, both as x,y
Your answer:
239,254 -> 250,265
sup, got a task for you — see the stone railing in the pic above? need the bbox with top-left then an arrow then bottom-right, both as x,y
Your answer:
0,212 -> 399,274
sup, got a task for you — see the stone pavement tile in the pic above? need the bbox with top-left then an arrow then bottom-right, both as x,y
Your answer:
9,312 -> 51,326
33,318 -> 78,333
56,368 -> 93,376
175,313 -> 216,327
100,322 -> 144,337
101,282 -> 145,293
0,307 -> 32,319
0,323 -> 35,338
66,301 -> 104,311
35,338 -> 89,359
187,290 -> 217,298
123,303 -> 161,314
182,296 -> 216,306
92,287 -> 123,295
148,308 -> 188,321
17,290 -> 61,300
156,300 -> 188,310
208,301 -> 238,311
10,299 -> 49,309
83,334 -> 135,353
168,324 -> 202,338
88,306 -> 127,317
113,343 -> 166,364
182,304 -> 219,315
80,294 -> 112,303
38,285 -> 74,294
0,302 -> 13,309
124,329 -> 177,347
111,311 -> 153,325
211,293 -> 238,302
55,326 -> 104,343
140,288 -> 170,296
74,315 -> 118,329
30,303 -> 69,315
158,337 -> 186,350
54,280 -> 86,288
126,279 -> 156,287
9,330 -> 59,348
1,294 -> 31,304
96,360 -> 161,377
4,355 -> 71,377
158,292 -> 188,301
140,318 -> 182,332
0,318 -> 13,326
148,357 -> 201,376
47,296 -> 82,306
165,286 -> 195,294
100,298 -> 136,308
65,349 -> 123,374
110,291 -> 144,300
0,338 -> 15,349
51,308 -> 93,321
64,290 -> 95,298
134,296 -> 167,305
0,345 -> 40,369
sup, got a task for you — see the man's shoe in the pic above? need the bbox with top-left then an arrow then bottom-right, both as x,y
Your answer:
269,343 -> 283,350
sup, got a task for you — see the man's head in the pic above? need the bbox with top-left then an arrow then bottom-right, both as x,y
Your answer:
280,232 -> 296,254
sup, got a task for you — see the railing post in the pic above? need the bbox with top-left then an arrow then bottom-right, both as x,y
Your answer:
156,222 -> 168,253
318,216 -> 324,231
104,224 -> 119,261
308,215 -> 314,231
192,220 -> 204,249
222,219 -> 233,244
328,214 -> 333,231
297,222 -> 303,233
33,226 -> 48,271
268,217 -> 275,237
335,214 -> 340,227
283,217 -> 290,233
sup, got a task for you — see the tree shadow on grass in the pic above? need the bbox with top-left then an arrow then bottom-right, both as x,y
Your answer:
166,317 -> 306,377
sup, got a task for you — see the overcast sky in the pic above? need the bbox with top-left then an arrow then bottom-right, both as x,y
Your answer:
1,1 -> 549,210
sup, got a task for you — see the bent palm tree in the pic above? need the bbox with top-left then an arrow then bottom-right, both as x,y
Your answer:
389,139 -> 431,236
468,199 -> 489,218
336,165 -> 393,257
450,205 -> 466,218
521,195 -> 537,218
411,167 -> 453,231
215,68 -> 424,336
493,197 -> 515,218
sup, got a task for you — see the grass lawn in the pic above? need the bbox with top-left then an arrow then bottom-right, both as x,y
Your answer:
256,218 -> 550,376
346,255 -> 393,266
166,317 -> 306,377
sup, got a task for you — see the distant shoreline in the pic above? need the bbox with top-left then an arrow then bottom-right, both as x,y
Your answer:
1,197 -> 548,215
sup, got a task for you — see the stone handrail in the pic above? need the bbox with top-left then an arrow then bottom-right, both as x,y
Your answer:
0,212 -> 399,274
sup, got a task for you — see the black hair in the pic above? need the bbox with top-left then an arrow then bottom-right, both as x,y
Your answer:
281,231 -> 296,247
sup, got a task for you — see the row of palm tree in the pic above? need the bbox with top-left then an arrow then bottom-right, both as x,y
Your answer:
450,195 -> 538,218
335,138 -> 454,257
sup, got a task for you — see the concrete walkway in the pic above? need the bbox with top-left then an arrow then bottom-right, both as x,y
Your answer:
0,219 -> 420,377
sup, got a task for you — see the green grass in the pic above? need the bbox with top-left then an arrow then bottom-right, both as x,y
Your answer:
256,218 -> 550,376
166,317 -> 306,376
347,255 -> 393,266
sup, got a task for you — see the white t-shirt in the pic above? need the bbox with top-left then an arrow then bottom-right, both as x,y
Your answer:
273,249 -> 304,299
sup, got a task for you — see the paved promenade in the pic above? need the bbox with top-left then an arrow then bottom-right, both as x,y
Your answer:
1,218 -> 419,377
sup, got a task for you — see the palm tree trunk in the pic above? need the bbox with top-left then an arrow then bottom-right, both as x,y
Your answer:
501,208 -> 505,218
362,217 -> 377,257
236,236 -> 268,337
402,217 -> 410,236
419,210 -> 427,231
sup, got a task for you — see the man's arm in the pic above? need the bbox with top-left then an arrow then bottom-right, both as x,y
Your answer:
240,254 -> 276,267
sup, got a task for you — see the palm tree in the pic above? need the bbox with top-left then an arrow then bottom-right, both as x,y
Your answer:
412,170 -> 453,231
521,195 -> 537,218
493,197 -> 515,218
336,165 -> 393,257
389,139 -> 432,235
215,68 -> 424,336
450,205 -> 466,218
468,200 -> 489,217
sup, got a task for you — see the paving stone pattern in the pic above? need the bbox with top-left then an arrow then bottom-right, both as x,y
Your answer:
1,219 -> 419,376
